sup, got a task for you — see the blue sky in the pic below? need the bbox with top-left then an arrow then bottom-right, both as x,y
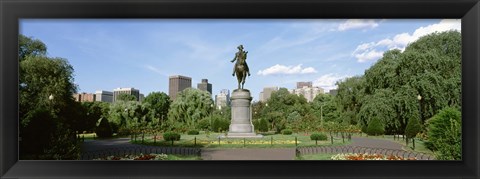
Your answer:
20,19 -> 460,101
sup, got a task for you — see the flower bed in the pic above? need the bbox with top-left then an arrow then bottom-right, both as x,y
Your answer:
94,153 -> 168,160
331,153 -> 417,160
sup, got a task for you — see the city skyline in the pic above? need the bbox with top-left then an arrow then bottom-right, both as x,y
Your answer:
20,19 -> 460,101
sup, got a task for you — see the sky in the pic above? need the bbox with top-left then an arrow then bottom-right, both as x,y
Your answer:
20,19 -> 461,101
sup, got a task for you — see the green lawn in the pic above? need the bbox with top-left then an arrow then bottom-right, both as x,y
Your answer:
296,153 -> 335,160
130,131 -> 352,148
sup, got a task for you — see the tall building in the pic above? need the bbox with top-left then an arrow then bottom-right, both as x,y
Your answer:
169,75 -> 192,101
197,79 -> 212,95
139,93 -> 145,102
95,90 -> 113,103
113,87 -> 140,102
215,89 -> 230,109
260,87 -> 279,102
297,81 -> 312,89
290,85 -> 324,102
73,92 -> 96,102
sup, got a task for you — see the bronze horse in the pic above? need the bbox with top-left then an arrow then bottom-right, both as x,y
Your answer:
231,45 -> 250,89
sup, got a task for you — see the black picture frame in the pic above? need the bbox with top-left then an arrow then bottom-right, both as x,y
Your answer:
1,0 -> 479,178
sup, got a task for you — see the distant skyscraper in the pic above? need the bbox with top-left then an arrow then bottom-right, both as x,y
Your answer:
169,75 -> 192,101
197,79 -> 212,95
260,87 -> 279,102
113,87 -> 140,102
139,93 -> 145,102
73,92 -> 96,102
297,81 -> 312,89
215,89 -> 230,109
95,90 -> 113,103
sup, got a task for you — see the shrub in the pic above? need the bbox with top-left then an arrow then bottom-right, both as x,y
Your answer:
405,117 -> 422,139
163,132 -> 181,141
310,133 -> 328,141
425,107 -> 461,160
187,130 -> 199,135
257,118 -> 269,132
211,117 -> 230,132
366,117 -> 385,136
95,118 -> 113,138
281,129 -> 293,135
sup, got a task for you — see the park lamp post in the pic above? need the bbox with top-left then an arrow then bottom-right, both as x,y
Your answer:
414,94 -> 422,150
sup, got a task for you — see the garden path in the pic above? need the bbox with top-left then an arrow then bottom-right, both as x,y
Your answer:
81,136 -> 405,160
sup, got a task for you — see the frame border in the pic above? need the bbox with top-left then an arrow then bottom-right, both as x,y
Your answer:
1,0 -> 479,178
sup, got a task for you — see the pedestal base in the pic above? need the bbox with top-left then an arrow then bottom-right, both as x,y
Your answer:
220,133 -> 264,139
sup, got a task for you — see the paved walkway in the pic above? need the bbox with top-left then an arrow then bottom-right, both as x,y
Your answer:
201,148 -> 296,160
81,136 -> 407,160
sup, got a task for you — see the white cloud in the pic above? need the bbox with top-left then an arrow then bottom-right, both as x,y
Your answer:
145,65 -> 169,77
257,64 -> 318,76
352,19 -> 461,62
337,19 -> 379,31
313,73 -> 351,92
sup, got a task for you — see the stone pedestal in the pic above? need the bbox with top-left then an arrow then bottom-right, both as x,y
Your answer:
224,89 -> 262,138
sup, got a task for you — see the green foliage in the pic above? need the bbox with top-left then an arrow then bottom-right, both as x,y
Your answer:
425,107 -> 461,160
357,89 -> 396,134
310,133 -> 328,141
19,34 -> 47,61
143,92 -> 170,128
168,88 -> 214,129
117,93 -> 137,101
211,115 -> 230,132
281,129 -> 293,135
405,117 -> 422,139
95,118 -> 113,138
19,35 -> 80,159
163,132 -> 181,141
81,101 -> 110,132
366,117 -> 385,136
187,130 -> 200,135
257,118 -> 269,132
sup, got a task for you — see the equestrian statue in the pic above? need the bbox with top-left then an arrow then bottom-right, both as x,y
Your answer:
231,45 -> 251,89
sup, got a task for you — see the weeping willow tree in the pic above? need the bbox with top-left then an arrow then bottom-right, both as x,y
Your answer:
167,88 -> 214,131
349,30 -> 461,136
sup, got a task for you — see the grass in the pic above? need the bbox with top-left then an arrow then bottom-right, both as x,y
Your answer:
296,153 -> 335,160
167,154 -> 202,160
130,131 -> 352,149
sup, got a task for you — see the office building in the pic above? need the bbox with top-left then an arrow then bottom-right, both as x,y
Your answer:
73,92 -> 96,102
169,75 -> 192,101
197,79 -> 212,95
113,87 -> 140,102
297,81 -> 312,89
290,85 -> 324,102
95,90 -> 113,103
260,87 -> 279,102
215,89 -> 230,109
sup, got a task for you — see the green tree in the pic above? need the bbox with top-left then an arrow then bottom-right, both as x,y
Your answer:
425,107 -> 461,160
366,117 -> 385,136
405,116 -> 422,146
19,35 -> 79,159
95,117 -> 113,138
117,93 -> 137,101
167,88 -> 214,130
143,92 -> 170,129
81,101 -> 110,132
19,34 -> 47,62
